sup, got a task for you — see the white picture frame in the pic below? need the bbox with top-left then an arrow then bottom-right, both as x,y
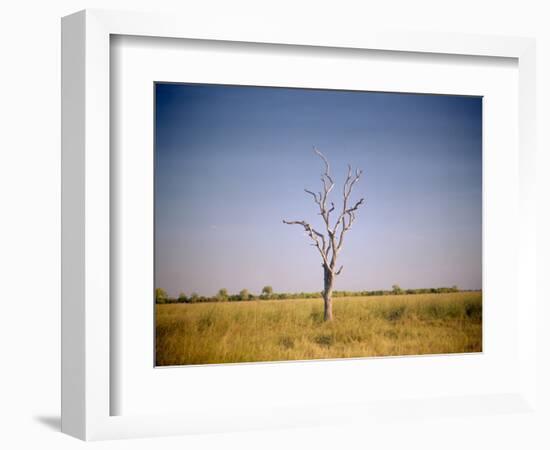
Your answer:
61,9 -> 537,441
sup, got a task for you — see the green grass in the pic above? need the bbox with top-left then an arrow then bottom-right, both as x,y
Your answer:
155,291 -> 482,366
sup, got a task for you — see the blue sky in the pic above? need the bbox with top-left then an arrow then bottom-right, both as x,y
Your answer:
155,83 -> 482,297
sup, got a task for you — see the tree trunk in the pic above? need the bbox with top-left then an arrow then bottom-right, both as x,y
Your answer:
323,265 -> 334,321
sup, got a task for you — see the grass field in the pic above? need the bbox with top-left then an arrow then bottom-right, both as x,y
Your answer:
155,291 -> 482,366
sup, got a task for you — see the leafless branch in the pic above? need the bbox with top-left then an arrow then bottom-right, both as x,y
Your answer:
314,147 -> 334,187
307,148 -> 336,231
284,148 -> 364,276
304,189 -> 320,205
282,219 -> 329,267
333,166 -> 364,249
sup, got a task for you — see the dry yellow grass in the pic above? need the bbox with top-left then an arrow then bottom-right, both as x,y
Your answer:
155,291 -> 482,366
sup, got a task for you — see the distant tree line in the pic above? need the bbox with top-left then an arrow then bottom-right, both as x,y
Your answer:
155,285 -> 462,304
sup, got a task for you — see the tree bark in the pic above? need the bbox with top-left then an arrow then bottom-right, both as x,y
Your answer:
323,265 -> 334,321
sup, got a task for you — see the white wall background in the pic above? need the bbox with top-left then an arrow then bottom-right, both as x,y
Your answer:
0,1 -> 548,449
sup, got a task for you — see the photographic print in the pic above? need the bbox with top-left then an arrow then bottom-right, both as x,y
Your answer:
154,83 -> 482,366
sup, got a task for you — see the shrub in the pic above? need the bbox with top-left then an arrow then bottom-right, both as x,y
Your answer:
261,286 -> 273,299
392,284 -> 403,295
314,334 -> 334,347
155,288 -> 168,304
384,305 -> 406,321
465,301 -> 482,320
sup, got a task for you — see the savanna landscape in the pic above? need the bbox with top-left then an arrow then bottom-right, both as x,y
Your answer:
156,291 -> 482,366
154,83 -> 482,366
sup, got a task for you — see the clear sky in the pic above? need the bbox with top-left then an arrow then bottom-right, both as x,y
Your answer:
155,83 -> 482,297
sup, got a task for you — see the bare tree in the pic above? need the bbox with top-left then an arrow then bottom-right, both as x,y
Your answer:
283,148 -> 364,321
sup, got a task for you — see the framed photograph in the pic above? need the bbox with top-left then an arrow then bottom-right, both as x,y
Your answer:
153,82 -> 483,367
62,9 -> 537,441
